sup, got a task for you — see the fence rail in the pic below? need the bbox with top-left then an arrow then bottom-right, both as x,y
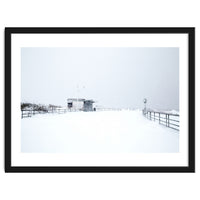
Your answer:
143,110 -> 179,131
21,108 -> 67,119
21,107 -> 123,118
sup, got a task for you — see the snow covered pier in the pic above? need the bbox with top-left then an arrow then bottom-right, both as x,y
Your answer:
21,110 -> 179,153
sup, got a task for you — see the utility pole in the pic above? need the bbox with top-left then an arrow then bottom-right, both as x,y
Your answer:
143,98 -> 147,115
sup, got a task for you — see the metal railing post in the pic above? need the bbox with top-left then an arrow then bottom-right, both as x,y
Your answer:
167,114 -> 169,127
166,114 -> 167,127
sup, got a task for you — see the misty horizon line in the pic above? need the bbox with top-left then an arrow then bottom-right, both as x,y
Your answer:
21,101 -> 179,112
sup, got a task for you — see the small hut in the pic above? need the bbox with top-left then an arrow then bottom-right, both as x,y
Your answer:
83,100 -> 95,112
67,98 -> 95,112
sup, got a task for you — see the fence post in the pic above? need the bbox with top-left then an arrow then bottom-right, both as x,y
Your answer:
154,112 -> 155,121
159,113 -> 160,124
167,114 -> 169,127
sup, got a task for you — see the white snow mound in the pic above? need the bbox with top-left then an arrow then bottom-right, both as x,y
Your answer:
21,110 -> 179,153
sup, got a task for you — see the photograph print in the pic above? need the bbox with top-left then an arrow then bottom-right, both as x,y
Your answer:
5,28 -> 195,172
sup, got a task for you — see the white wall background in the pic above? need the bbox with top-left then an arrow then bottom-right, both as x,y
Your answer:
0,0 -> 199,200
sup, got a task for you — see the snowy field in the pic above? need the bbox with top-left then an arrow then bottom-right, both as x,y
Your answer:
21,110 -> 179,153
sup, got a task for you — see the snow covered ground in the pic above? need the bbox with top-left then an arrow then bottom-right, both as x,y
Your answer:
21,110 -> 179,153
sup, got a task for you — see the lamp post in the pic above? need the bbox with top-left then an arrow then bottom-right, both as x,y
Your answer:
143,98 -> 147,114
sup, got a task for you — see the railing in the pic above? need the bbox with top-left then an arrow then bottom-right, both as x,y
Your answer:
143,110 -> 179,131
21,108 -> 67,119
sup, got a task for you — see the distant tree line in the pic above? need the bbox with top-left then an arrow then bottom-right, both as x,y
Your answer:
21,102 -> 61,112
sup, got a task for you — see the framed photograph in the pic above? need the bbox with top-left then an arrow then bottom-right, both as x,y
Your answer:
5,27 -> 195,172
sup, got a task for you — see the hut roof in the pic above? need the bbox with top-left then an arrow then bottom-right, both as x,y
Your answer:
67,98 -> 95,103
67,98 -> 85,102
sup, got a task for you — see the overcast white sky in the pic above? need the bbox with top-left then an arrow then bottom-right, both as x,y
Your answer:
21,47 -> 179,110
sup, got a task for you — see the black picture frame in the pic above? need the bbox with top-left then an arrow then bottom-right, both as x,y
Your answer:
5,27 -> 195,173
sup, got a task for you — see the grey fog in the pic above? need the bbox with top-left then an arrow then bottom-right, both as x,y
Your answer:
21,47 -> 179,111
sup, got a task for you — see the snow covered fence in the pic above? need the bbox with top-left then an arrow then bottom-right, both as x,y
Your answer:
143,110 -> 179,131
21,109 -> 48,118
21,108 -> 67,118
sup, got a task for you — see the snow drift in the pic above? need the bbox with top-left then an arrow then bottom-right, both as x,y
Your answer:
21,110 -> 179,153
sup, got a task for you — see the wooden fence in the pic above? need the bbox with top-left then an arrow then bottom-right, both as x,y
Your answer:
21,108 -> 67,119
143,110 -> 179,131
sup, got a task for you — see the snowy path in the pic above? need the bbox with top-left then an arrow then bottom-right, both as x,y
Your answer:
21,110 -> 179,153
